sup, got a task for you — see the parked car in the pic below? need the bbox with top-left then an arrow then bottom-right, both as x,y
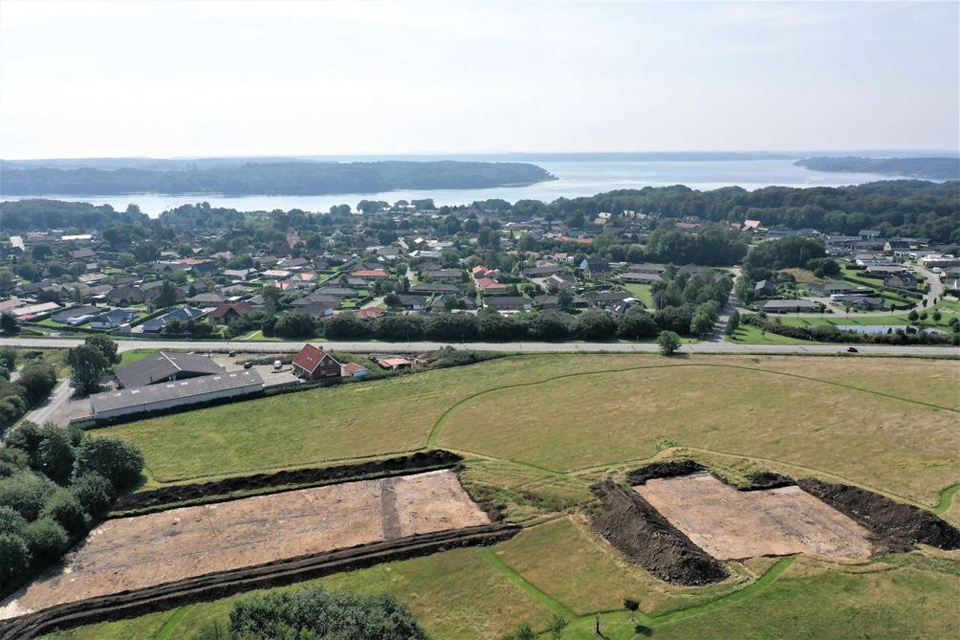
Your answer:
273,360 -> 282,370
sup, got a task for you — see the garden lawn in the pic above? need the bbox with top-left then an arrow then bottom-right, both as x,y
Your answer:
622,283 -> 655,308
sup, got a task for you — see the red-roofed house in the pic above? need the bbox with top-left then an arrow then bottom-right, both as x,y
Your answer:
356,307 -> 385,319
352,270 -> 391,279
476,278 -> 508,295
291,344 -> 342,381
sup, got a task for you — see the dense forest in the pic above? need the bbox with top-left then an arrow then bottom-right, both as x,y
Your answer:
521,180 -> 960,243
796,156 -> 960,181
0,161 -> 555,196
0,200 -> 149,233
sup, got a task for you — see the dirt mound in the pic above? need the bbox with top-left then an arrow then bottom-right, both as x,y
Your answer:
626,460 -> 706,486
744,472 -> 795,491
591,481 -> 727,586
115,450 -> 462,512
0,524 -> 520,640
798,479 -> 960,552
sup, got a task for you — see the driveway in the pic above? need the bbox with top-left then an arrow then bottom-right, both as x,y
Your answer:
24,379 -> 92,426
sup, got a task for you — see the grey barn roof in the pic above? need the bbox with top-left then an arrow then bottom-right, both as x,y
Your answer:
91,369 -> 263,416
115,351 -> 224,388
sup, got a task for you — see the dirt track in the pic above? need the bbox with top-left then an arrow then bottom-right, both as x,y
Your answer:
0,524 -> 520,640
1,470 -> 488,620
635,473 -> 874,560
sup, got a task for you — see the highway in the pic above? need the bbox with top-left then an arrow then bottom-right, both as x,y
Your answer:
2,337 -> 957,357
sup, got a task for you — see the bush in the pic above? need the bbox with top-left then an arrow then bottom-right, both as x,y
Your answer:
273,311 -> 317,339
324,312 -> 370,339
0,346 -> 17,371
225,585 -> 427,640
39,429 -> 77,485
573,310 -> 618,340
424,313 -> 478,341
74,437 -> 144,491
23,518 -> 69,566
523,313 -> 569,340
654,305 -> 692,334
376,314 -> 424,340
5,420 -> 45,468
0,471 -> 56,520
72,473 -> 115,517
41,489 -> 89,537
18,363 -> 57,405
658,330 -> 682,356
0,505 -> 27,537
477,310 -> 525,340
617,308 -> 658,340
0,533 -> 31,590
0,396 -> 25,433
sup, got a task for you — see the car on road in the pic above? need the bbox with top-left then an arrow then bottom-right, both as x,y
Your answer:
846,347 -> 859,353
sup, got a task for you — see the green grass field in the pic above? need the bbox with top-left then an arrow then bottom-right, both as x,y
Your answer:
53,353 -> 960,639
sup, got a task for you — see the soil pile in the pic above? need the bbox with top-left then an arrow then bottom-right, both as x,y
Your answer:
116,450 -> 462,511
591,481 -> 727,585
798,479 -> 960,552
744,472 -> 795,491
626,460 -> 706,485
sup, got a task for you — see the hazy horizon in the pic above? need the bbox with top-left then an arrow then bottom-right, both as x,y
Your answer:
1,1 -> 958,159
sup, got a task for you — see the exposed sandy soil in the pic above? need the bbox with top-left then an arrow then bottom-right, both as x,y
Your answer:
1,470 -> 488,619
635,473 -> 874,560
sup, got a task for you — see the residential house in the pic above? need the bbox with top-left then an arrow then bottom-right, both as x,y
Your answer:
223,268 -> 258,281
140,307 -> 206,333
89,308 -> 138,330
579,258 -> 611,276
485,296 -> 532,312
188,292 -> 227,307
208,301 -> 254,325
759,299 -> 824,314
291,344 -> 343,381
476,278 -> 508,295
410,282 -> 460,294
753,279 -> 777,297
884,274 -> 918,290
105,286 -> 145,305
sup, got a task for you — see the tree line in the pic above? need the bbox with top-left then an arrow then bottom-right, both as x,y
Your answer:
0,161 -> 554,196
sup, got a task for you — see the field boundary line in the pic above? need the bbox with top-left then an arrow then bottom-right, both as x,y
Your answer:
152,604 -> 192,640
477,547 -> 576,619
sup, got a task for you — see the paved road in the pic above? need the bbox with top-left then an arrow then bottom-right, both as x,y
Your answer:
1,337 -> 956,357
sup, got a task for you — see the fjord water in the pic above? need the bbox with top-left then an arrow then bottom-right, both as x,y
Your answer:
1,158 -> 904,217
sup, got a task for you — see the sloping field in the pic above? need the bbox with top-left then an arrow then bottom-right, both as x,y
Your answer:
635,473 -> 874,560
1,470 -> 488,620
97,355 -> 959,485
439,362 -> 959,505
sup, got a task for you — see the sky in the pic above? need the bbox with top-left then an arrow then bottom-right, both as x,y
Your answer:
0,0 -> 957,159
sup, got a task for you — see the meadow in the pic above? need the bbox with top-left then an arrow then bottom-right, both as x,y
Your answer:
56,352 -> 960,639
